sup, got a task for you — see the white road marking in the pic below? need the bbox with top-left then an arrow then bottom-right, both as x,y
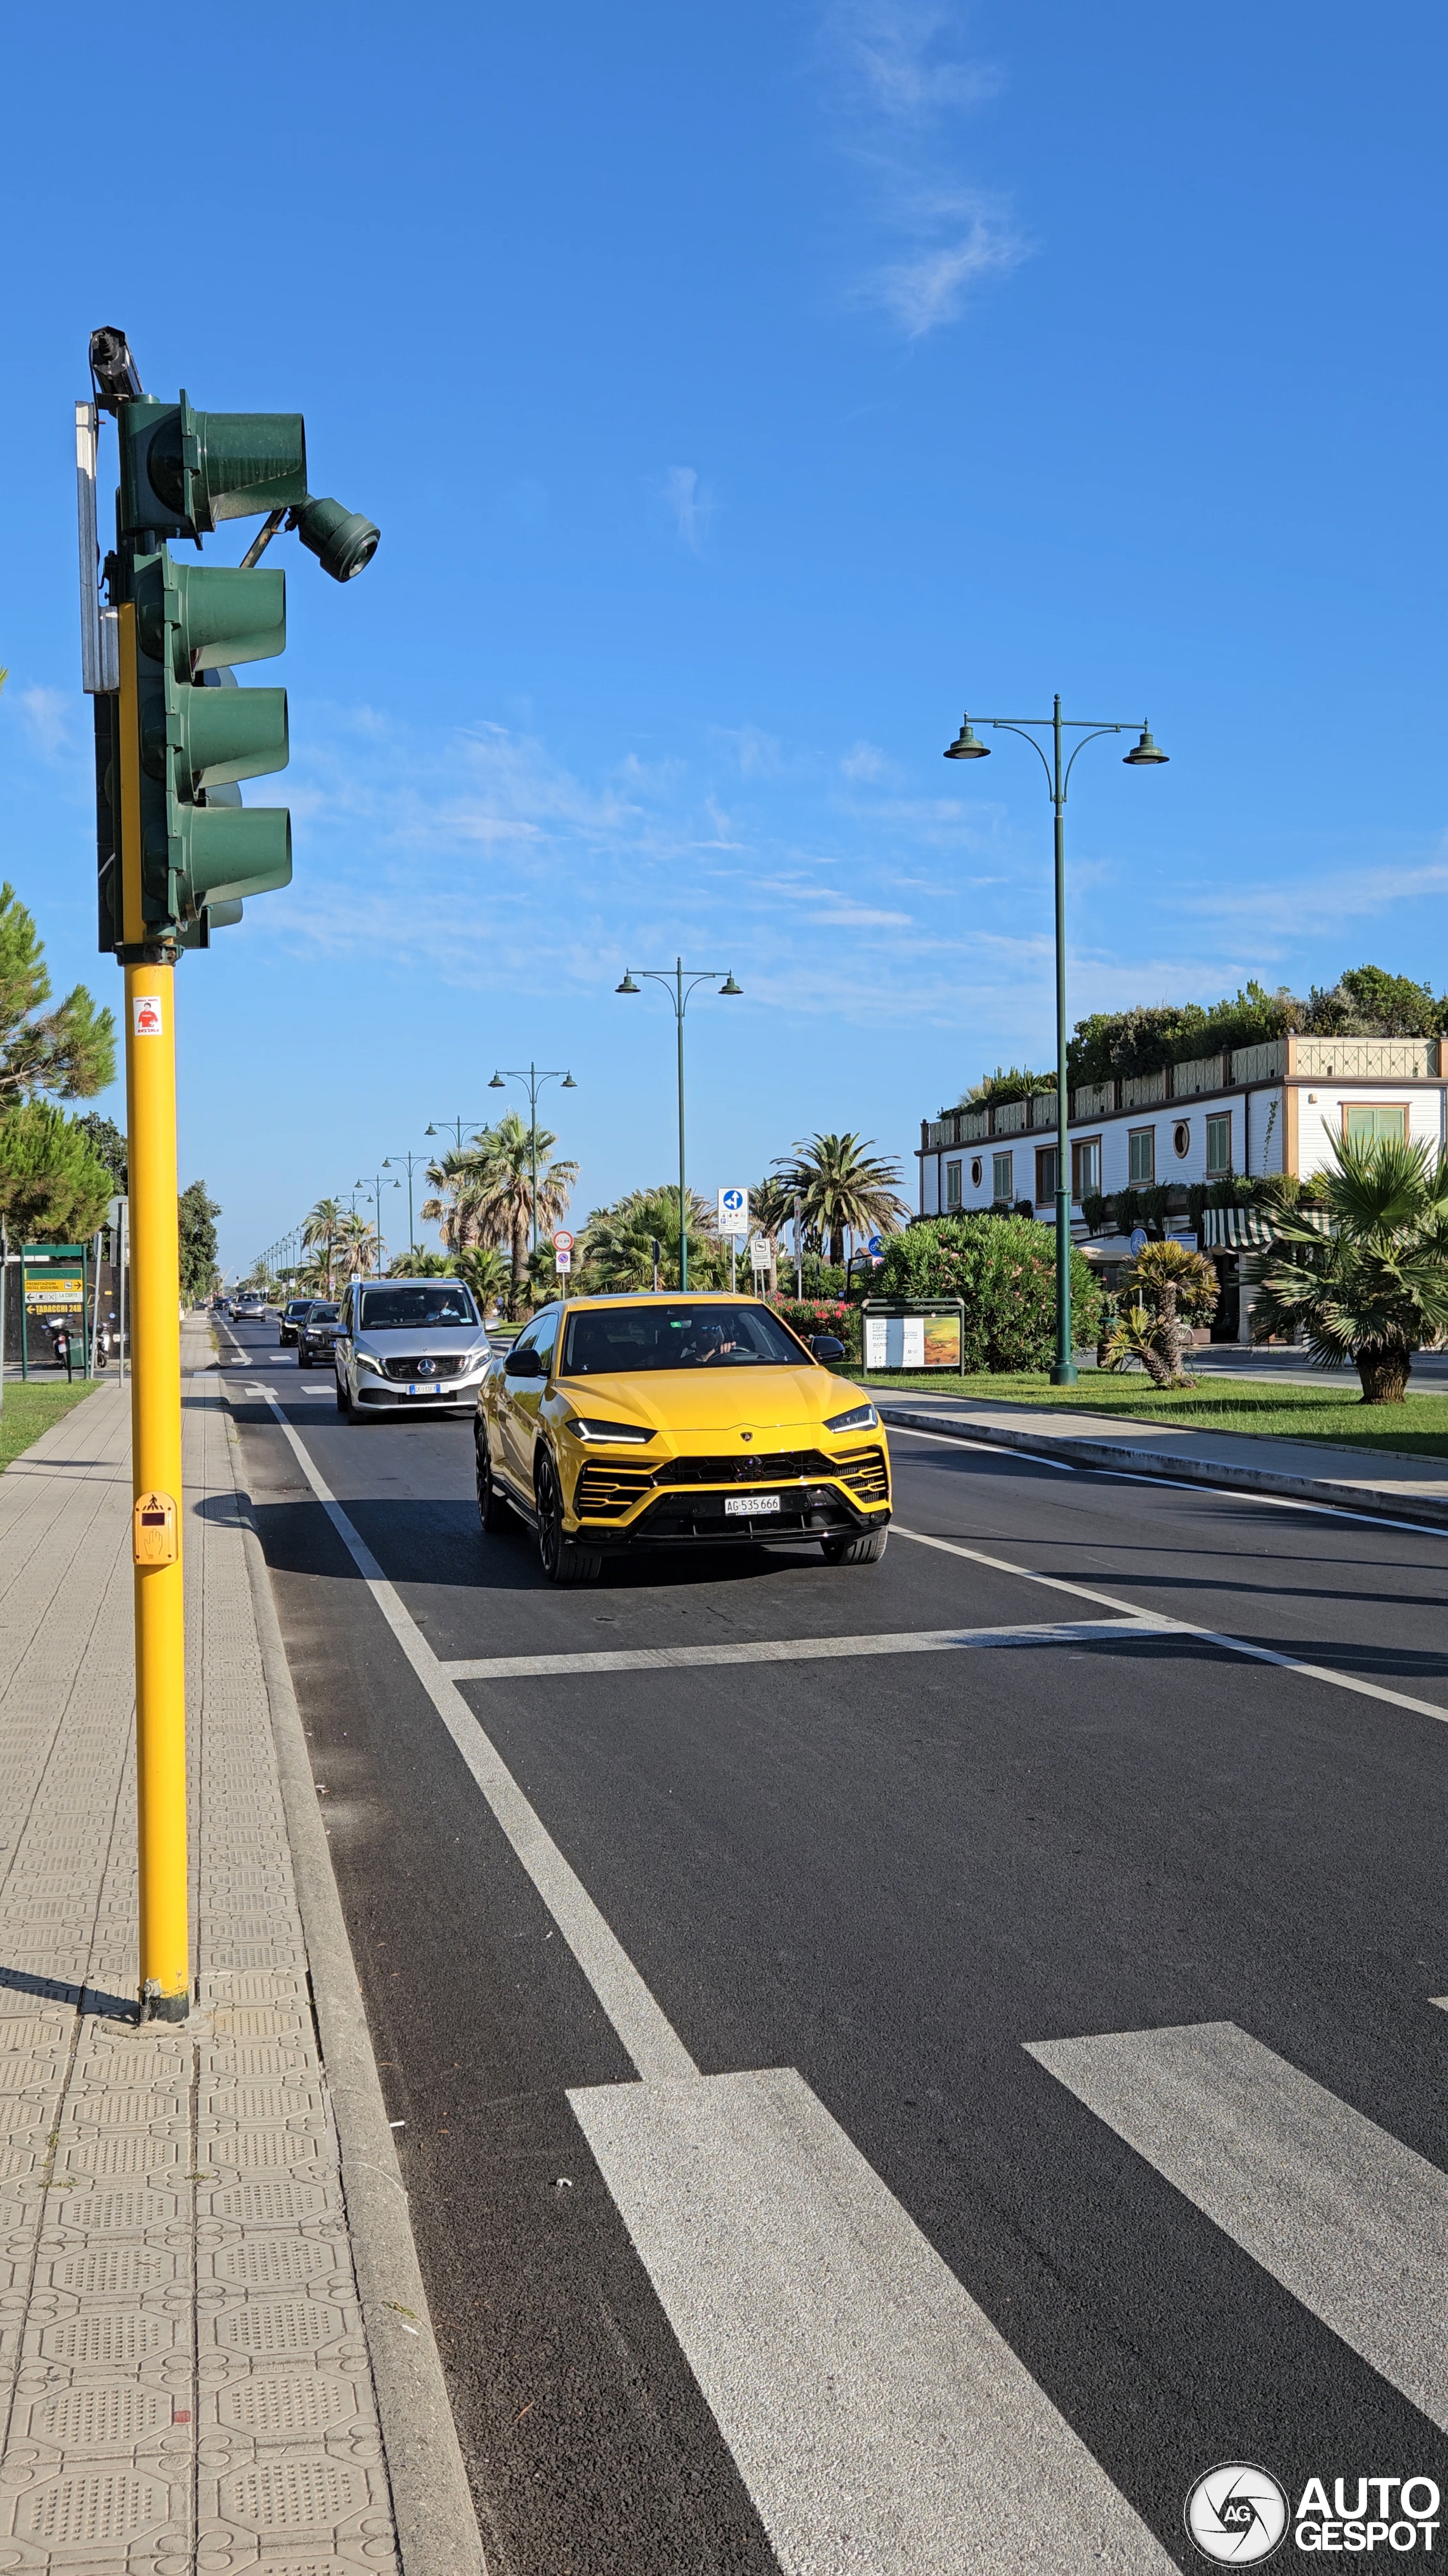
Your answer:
1027,2020 -> 1448,2431
238,1382 -> 696,2084
439,1618 -> 1171,1682
887,1417 -> 1448,1538
571,2065 -> 1174,2575
893,1524 -> 1448,1725
236,1375 -> 1173,2568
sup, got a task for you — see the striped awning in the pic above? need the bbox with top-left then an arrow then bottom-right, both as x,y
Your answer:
1201,1206 -> 1331,1250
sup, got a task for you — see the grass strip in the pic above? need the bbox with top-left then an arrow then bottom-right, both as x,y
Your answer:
0,1379 -> 105,1474
857,1369 -> 1448,1462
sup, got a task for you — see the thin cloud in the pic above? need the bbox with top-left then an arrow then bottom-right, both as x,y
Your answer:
663,465 -> 712,551
867,211 -> 1027,335
13,683 -> 72,761
830,2 -> 999,122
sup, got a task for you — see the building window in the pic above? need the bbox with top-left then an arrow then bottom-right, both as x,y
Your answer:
1344,1102 -> 1408,1144
1206,1112 -> 1231,1174
1071,1136 -> 1101,1199
1128,1127 -> 1156,1185
1173,1119 -> 1191,1159
970,1157 -> 982,1188
992,1150 -> 1013,1202
1035,1146 -> 1058,1204
945,1160 -> 962,1209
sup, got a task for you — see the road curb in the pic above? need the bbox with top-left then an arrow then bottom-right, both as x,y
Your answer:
878,1406 -> 1448,1531
234,1455 -> 487,2576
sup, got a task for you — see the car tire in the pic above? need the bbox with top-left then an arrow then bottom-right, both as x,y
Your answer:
476,1434 -> 515,1533
821,1527 -> 888,1566
334,1372 -> 348,1416
536,1454 -> 602,1584
297,1347 -> 310,1369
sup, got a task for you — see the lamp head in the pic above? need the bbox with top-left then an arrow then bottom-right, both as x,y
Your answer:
616,973 -> 641,994
943,717 -> 990,760
562,1073 -> 578,1088
489,1072 -> 506,1087
719,973 -> 742,995
424,1123 -> 437,1136
1123,725 -> 1169,767
292,495 -> 380,583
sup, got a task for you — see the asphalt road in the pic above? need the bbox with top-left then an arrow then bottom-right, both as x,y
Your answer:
219,1316 -> 1448,2573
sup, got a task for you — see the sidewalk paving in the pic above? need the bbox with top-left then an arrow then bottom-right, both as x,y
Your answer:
0,1324 -> 481,2574
877,1388 -> 1448,1526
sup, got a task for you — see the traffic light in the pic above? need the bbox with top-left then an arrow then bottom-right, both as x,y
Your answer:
117,392 -> 378,577
130,551 -> 291,937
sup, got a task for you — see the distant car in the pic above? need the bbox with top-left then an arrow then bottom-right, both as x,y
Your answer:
279,1297 -> 314,1348
232,1293 -> 267,1323
296,1301 -> 341,1369
331,1278 -> 490,1420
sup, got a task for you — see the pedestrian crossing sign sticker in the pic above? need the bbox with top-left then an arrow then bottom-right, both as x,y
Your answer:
133,992 -> 164,1037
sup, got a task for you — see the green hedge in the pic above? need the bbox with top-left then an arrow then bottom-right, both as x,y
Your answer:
873,1215 -> 1104,1371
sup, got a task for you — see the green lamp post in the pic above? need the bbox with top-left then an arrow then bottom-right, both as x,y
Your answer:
486,1065 -> 578,1262
944,695 -> 1168,1382
615,962 -> 741,1289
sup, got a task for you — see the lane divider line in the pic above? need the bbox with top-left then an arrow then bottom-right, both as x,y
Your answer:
892,1524 -> 1448,1726
439,1619 -> 1174,1683
235,1381 -> 698,2085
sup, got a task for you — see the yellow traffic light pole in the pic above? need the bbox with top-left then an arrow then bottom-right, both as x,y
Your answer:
117,604 -> 190,2020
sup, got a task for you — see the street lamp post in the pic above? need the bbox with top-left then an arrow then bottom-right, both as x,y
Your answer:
486,1065 -> 578,1261
945,696 -> 1167,1382
615,962 -> 742,1289
354,1173 -> 399,1277
424,1117 -> 489,1153
382,1150 -> 428,1256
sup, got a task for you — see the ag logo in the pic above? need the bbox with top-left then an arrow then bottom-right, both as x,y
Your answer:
1185,2463 -> 1288,2562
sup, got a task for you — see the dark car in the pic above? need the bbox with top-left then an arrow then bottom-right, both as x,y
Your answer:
296,1301 -> 341,1369
279,1297 -> 314,1348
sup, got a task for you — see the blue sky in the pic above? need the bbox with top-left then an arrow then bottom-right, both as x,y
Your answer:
3,1 -> 1446,1271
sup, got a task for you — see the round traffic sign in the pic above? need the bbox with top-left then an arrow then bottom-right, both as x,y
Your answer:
553,1229 -> 575,1252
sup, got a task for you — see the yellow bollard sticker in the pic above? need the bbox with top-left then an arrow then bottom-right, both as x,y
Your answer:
133,1492 -> 178,1566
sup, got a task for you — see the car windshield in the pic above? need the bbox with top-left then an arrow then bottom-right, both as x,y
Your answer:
561,1302 -> 808,1374
358,1284 -> 479,1330
307,1304 -> 339,1322
286,1301 -> 311,1315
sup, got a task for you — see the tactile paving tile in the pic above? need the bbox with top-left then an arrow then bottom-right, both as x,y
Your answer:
0,1357 -> 402,2573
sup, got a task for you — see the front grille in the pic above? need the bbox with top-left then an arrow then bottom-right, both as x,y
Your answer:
655,1450 -> 831,1487
575,1463 -> 658,1519
381,1353 -> 466,1382
837,1444 -> 889,1504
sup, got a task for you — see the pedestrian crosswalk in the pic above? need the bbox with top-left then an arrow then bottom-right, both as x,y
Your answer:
1026,2018 -> 1448,2434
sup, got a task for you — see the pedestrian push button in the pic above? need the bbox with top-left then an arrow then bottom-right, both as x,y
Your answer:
133,1492 -> 178,1566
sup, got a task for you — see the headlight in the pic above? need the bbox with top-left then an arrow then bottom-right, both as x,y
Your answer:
567,1417 -> 656,1443
825,1401 -> 877,1433
355,1349 -> 385,1376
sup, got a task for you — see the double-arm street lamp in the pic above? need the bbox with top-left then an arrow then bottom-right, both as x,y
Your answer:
382,1150 -> 428,1256
944,695 -> 1169,1383
424,1116 -> 489,1153
486,1065 -> 578,1259
355,1172 -> 400,1276
615,960 -> 742,1289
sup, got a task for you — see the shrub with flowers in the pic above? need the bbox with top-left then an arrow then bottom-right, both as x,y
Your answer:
767,1295 -> 861,1362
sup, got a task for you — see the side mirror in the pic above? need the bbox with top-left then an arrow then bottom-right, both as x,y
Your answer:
810,1334 -> 846,1361
507,1345 -> 545,1379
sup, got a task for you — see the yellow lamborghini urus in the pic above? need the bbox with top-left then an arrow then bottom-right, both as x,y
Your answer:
476,1292 -> 891,1585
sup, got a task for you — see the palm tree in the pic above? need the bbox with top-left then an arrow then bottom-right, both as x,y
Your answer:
1101,1239 -> 1219,1388
455,1245 -> 512,1316
1245,1132 -> 1448,1401
771,1133 -> 909,1268
578,1186 -> 719,1293
444,1113 -> 579,1314
335,1210 -> 381,1279
302,1197 -> 346,1296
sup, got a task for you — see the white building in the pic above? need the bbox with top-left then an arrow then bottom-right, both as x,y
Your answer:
917,1036 -> 1448,1339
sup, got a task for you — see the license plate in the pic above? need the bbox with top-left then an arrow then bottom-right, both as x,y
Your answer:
408,1384 -> 445,1397
725,1493 -> 781,1515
